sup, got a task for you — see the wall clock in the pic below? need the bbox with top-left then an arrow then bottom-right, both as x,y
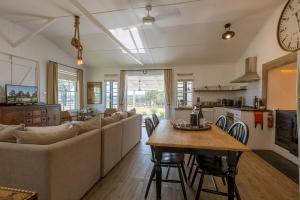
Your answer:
277,0 -> 300,52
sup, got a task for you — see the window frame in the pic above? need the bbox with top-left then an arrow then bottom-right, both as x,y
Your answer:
58,78 -> 79,111
105,80 -> 119,109
176,80 -> 193,108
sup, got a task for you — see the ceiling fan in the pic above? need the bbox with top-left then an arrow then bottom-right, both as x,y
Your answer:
128,2 -> 181,33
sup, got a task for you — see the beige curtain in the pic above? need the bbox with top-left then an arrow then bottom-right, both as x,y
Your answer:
164,69 -> 172,119
46,61 -> 58,104
119,70 -> 126,111
77,69 -> 84,109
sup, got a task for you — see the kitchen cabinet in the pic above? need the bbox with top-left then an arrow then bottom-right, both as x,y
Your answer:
202,108 -> 214,122
174,108 -> 192,121
213,107 -> 226,123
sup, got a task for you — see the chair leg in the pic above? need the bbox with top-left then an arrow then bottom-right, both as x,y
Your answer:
195,173 -> 204,200
165,166 -> 170,180
235,184 -> 241,200
211,176 -> 219,192
221,177 -> 227,186
190,166 -> 199,187
177,164 -> 187,200
188,155 -> 196,180
187,154 -> 193,166
181,163 -> 187,182
145,164 -> 156,199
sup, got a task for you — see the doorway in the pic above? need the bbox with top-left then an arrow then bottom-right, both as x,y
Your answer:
126,70 -> 165,120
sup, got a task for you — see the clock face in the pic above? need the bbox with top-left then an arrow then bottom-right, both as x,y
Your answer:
278,0 -> 300,52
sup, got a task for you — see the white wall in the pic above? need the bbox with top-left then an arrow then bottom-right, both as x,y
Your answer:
86,63 -> 238,117
0,18 -> 87,104
235,2 -> 298,163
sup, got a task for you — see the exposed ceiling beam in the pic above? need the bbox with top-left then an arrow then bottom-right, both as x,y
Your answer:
12,18 -> 56,48
70,0 -> 144,66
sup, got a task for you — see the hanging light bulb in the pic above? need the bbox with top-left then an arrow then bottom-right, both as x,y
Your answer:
222,23 -> 235,40
71,16 -> 84,65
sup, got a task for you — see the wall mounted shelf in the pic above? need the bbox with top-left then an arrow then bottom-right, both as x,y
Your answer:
194,85 -> 247,92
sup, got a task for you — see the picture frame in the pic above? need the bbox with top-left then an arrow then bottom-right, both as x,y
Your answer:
87,82 -> 102,104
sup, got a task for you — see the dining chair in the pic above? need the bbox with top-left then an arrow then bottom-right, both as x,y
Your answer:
144,117 -> 188,200
187,115 -> 228,181
194,121 -> 249,200
215,115 -> 227,130
151,113 -> 160,127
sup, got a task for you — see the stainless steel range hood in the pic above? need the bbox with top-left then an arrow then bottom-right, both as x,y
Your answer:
231,57 -> 260,83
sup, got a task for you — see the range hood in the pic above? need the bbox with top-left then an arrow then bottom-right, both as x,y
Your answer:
231,57 -> 260,83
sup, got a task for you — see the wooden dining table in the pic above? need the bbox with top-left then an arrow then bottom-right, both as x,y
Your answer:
146,120 -> 251,200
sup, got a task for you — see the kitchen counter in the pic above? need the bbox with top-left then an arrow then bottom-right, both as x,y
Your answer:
175,106 -> 272,112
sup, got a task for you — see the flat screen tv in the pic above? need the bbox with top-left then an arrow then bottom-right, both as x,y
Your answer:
5,84 -> 38,105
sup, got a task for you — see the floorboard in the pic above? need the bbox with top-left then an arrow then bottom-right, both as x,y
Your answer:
83,129 -> 299,200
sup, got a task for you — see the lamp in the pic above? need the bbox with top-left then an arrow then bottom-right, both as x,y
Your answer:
138,80 -> 142,91
71,16 -> 83,65
222,23 -> 235,40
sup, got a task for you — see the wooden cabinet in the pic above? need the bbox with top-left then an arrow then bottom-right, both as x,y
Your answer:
0,104 -> 61,126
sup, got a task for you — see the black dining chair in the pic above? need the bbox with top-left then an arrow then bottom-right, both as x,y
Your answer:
215,115 -> 227,130
144,117 -> 187,200
187,115 -> 228,181
152,113 -> 160,127
194,121 -> 249,200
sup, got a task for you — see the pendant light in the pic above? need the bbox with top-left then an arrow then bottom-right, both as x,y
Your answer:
222,23 -> 235,40
71,16 -> 83,65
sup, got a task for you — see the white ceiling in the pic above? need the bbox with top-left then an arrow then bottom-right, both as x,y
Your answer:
0,0 -> 284,68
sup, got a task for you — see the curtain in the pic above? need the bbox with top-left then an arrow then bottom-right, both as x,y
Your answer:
46,61 -> 58,104
77,69 -> 84,109
164,69 -> 172,119
119,70 -> 126,111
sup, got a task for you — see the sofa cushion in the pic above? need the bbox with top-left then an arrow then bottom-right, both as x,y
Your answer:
127,108 -> 136,117
0,124 -> 25,143
73,115 -> 101,134
13,123 -> 80,145
102,114 -> 120,127
113,112 -> 128,120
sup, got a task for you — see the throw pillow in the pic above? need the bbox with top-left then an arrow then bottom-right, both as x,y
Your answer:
102,113 -> 120,127
13,123 -> 80,145
113,112 -> 128,120
127,108 -> 136,117
0,124 -> 25,143
73,115 -> 101,134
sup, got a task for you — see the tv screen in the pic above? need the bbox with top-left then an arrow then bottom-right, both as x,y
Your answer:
6,84 -> 38,105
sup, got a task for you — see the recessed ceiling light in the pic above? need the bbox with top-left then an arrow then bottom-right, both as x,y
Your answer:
222,23 -> 235,40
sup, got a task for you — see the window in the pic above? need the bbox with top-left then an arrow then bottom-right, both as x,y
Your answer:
177,80 -> 193,107
105,80 -> 119,109
110,27 -> 145,54
58,66 -> 79,111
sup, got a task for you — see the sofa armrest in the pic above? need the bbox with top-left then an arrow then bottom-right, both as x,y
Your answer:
121,114 -> 142,157
101,122 -> 122,177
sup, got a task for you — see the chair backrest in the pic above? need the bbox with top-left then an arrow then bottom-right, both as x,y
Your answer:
144,117 -> 156,160
152,114 -> 159,127
215,115 -> 227,130
145,117 -> 155,138
227,121 -> 249,165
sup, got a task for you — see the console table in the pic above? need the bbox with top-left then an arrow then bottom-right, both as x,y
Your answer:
0,104 -> 61,126
0,187 -> 37,200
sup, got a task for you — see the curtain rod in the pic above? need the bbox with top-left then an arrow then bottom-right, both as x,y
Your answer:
49,60 -> 81,70
120,68 -> 172,72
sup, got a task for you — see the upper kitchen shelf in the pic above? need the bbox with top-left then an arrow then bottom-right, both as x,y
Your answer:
194,85 -> 247,92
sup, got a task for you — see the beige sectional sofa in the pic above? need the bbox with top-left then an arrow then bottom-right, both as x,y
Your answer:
0,113 -> 142,200
0,129 -> 101,200
101,114 -> 142,177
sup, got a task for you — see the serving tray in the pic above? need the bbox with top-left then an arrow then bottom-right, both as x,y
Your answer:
173,124 -> 211,131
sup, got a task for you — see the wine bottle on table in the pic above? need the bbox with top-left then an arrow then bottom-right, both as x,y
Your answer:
197,106 -> 204,127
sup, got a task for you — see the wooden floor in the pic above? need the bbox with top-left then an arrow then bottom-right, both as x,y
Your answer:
83,129 -> 299,200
